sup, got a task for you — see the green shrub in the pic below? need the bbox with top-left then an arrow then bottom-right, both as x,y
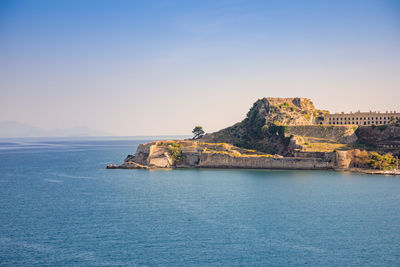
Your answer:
244,106 -> 266,139
267,124 -> 288,137
167,142 -> 182,161
369,152 -> 396,170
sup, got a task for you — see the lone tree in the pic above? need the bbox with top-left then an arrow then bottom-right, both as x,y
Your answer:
192,126 -> 205,140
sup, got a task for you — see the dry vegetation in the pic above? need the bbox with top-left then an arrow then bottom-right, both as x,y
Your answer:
200,142 -> 278,158
158,141 -> 279,158
301,142 -> 350,152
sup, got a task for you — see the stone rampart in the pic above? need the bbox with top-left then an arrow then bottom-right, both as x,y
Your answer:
117,140 -> 357,170
357,126 -> 400,144
198,153 -> 332,170
286,125 -> 357,144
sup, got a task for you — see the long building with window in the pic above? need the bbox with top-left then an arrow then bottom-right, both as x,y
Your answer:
320,111 -> 400,126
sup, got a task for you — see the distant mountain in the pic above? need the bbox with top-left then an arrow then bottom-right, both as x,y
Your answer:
0,121 -> 45,138
0,121 -> 110,138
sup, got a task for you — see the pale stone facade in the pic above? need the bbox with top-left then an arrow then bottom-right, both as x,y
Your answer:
320,111 -> 400,126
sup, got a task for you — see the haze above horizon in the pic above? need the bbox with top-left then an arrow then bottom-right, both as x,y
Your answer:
1,0 -> 399,137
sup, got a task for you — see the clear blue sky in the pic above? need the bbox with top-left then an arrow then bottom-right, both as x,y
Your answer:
1,0 -> 399,135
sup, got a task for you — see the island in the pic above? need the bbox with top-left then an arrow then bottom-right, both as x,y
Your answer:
107,97 -> 400,175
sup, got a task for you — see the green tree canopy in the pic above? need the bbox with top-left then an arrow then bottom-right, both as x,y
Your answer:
192,126 -> 205,140
369,152 -> 396,171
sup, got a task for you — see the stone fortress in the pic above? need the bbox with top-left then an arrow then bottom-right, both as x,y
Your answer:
319,111 -> 400,126
108,97 -> 400,173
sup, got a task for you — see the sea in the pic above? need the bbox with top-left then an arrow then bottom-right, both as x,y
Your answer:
0,137 -> 400,266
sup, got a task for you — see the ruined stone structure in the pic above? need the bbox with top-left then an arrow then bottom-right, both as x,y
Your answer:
108,140 -> 339,170
320,111 -> 400,126
107,96 -> 400,174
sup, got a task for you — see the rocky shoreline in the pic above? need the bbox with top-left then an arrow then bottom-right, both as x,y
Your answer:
106,140 -> 399,176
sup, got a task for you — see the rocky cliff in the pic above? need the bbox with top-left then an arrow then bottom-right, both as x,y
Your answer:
201,97 -> 329,155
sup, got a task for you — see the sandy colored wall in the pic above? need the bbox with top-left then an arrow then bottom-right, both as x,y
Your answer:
198,153 -> 332,170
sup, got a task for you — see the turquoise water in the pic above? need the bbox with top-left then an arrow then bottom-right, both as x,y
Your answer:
1,138 -> 400,266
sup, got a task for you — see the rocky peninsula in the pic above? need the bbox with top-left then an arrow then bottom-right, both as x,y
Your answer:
108,97 -> 400,175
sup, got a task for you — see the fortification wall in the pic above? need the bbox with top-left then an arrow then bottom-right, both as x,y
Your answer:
198,153 -> 332,170
333,151 -> 352,168
357,126 -> 400,144
121,141 -> 356,170
294,151 -> 334,161
286,125 -> 357,144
